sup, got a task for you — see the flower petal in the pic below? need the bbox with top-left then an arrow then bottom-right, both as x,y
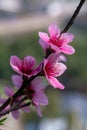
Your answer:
21,106 -> 30,112
61,44 -> 75,55
39,32 -> 50,42
31,77 -> 45,91
47,76 -> 65,89
35,105 -> 42,117
39,39 -> 49,51
33,92 -> 48,106
4,86 -> 14,97
12,110 -> 20,119
23,56 -> 36,70
39,32 -> 50,43
0,95 -> 6,104
10,56 -> 22,74
46,53 -> 60,65
58,54 -> 67,62
50,43 -> 61,52
49,23 -> 60,39
60,33 -> 74,45
11,75 -> 23,89
35,62 -> 43,74
52,62 -> 67,77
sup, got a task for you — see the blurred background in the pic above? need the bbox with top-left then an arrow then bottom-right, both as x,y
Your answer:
0,0 -> 87,130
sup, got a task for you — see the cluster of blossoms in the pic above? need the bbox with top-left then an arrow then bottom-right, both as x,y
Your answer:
0,23 -> 75,119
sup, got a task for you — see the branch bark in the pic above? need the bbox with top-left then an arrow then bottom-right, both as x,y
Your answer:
62,0 -> 86,33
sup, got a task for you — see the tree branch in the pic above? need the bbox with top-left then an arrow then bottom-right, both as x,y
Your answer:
62,0 -> 86,33
0,102 -> 31,117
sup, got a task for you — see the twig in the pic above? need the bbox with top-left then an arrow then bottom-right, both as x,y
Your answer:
0,102 -> 31,117
0,73 -> 39,113
62,0 -> 86,33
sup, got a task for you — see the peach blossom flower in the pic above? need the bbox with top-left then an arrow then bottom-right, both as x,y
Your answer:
39,23 -> 75,55
43,53 -> 67,89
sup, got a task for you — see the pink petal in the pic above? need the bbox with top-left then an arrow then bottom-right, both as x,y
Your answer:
47,76 -> 65,89
27,70 -> 37,78
0,95 -> 6,104
35,62 -> 43,74
47,53 -> 60,65
12,110 -> 20,119
4,86 -> 14,97
11,75 -> 23,89
10,56 -> 22,74
21,106 -> 30,112
33,92 -> 48,106
39,32 -> 50,43
61,44 -> 75,55
23,56 -> 36,70
58,54 -> 67,62
50,43 -> 61,52
52,62 -> 67,77
35,105 -> 42,117
31,77 -> 45,91
48,23 -> 60,39
39,39 -> 49,51
60,33 -> 74,45
43,58 -> 48,68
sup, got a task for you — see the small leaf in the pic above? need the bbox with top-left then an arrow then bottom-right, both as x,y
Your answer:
0,117 -> 7,125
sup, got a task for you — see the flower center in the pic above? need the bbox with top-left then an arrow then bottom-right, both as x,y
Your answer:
51,38 -> 62,47
21,60 -> 32,75
45,64 -> 55,76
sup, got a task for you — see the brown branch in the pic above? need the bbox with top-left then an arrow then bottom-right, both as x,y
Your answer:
0,102 -> 31,117
62,0 -> 86,33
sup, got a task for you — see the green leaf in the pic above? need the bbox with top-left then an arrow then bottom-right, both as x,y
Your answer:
0,117 -> 7,125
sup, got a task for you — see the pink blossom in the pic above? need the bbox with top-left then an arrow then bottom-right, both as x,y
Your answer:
10,55 -> 37,77
12,75 -> 48,107
39,23 -> 75,55
26,77 -> 48,116
12,76 -> 48,107
11,76 -> 48,117
29,78 -> 48,105
43,53 -> 67,89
